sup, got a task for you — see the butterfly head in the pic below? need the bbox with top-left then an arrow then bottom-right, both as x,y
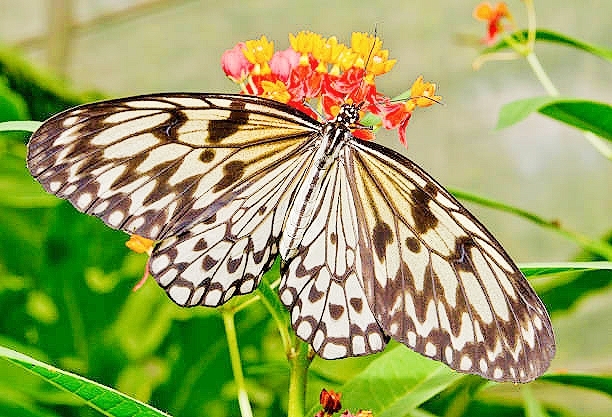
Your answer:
334,103 -> 362,127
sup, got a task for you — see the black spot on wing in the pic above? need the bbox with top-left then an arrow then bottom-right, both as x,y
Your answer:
410,187 -> 439,233
213,160 -> 246,192
194,237 -> 208,251
329,304 -> 345,320
330,232 -> 337,245
207,100 -> 249,143
349,298 -> 363,313
200,149 -> 215,163
405,237 -> 420,252
372,221 -> 393,261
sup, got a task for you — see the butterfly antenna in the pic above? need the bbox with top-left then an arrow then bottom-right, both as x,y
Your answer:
343,27 -> 380,126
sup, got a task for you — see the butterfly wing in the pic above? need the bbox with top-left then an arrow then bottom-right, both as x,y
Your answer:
27,93 -> 322,306
347,139 -> 555,382
27,93 -> 320,241
279,155 -> 389,359
149,145 -> 315,306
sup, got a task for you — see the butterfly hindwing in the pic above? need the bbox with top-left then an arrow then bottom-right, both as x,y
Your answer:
149,143 -> 316,306
279,157 -> 388,358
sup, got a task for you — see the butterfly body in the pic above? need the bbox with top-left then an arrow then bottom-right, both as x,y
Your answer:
280,105 -> 357,260
27,93 -> 555,382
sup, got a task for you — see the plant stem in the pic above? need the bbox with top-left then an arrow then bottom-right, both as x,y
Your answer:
523,26 -> 612,160
222,310 -> 253,417
256,270 -> 292,354
449,187 -> 612,260
525,52 -> 559,97
287,340 -> 312,417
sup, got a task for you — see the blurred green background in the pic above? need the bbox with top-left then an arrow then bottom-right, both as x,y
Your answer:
0,1 -> 610,416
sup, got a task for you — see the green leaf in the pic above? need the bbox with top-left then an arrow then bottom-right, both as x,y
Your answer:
0,144 -> 60,208
0,121 -> 41,132
522,385 -> 550,417
484,29 -> 612,62
0,345 -> 170,417
497,97 -> 612,142
540,374 -> 612,397
336,347 -> 463,417
520,262 -> 612,277
0,82 -> 29,121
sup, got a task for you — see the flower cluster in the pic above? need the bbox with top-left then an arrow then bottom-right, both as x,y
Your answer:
222,31 -> 440,145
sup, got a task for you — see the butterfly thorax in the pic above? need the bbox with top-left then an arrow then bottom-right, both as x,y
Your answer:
278,104 -> 357,260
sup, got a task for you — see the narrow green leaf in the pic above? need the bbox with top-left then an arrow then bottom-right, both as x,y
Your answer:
522,385 -> 550,417
484,29 -> 612,62
0,121 -> 41,132
520,262 -> 612,277
497,97 -> 612,142
337,347 -> 463,417
0,83 -> 29,121
540,374 -> 612,396
0,149 -> 60,208
0,345 -> 170,417
449,187 -> 612,261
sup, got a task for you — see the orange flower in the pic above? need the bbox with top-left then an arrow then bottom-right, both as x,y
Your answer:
319,389 -> 342,414
125,235 -> 155,292
125,234 -> 154,255
406,75 -> 441,110
473,2 -> 513,45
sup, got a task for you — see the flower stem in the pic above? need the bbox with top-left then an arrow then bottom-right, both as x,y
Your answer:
287,339 -> 312,417
450,187 -> 612,260
521,2 -> 612,159
222,310 -> 254,417
525,52 -> 559,97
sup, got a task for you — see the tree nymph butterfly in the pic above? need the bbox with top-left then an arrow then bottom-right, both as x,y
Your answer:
27,91 -> 555,383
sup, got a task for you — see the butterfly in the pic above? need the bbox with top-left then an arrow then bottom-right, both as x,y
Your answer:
27,92 -> 555,382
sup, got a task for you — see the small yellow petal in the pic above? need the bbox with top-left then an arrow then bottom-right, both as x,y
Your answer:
126,235 -> 155,255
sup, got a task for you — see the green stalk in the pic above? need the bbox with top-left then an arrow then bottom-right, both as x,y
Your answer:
450,187 -> 612,260
525,52 -> 559,97
254,267 -> 313,416
287,339 -> 312,417
521,0 -> 611,159
222,310 -> 253,417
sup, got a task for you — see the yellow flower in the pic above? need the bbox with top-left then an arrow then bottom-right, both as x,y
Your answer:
260,80 -> 291,103
367,50 -> 396,76
351,32 -> 382,59
289,31 -> 324,55
335,47 -> 359,72
242,35 -> 274,75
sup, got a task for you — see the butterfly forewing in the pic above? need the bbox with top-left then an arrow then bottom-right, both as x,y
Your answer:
27,92 -> 554,383
27,94 -> 319,241
347,139 -> 555,381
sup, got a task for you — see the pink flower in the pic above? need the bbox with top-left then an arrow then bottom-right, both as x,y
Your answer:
221,42 -> 253,82
270,48 -> 300,82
